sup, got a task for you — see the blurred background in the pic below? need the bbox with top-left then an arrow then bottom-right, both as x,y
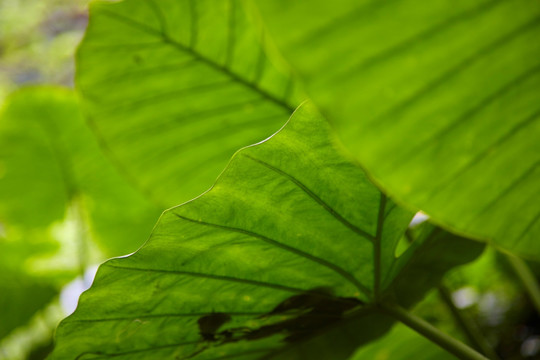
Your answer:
1,1 -> 89,358
0,1 -> 162,359
0,1 -> 539,359
0,0 -> 88,102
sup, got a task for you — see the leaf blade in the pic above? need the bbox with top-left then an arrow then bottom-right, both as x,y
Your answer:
77,0 -> 302,207
251,0 -> 540,258
51,103 -> 483,359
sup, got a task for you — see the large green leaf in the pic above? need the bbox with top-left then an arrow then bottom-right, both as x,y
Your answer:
250,0 -> 540,258
0,87 -> 160,256
77,0 -> 302,207
51,103 -> 483,359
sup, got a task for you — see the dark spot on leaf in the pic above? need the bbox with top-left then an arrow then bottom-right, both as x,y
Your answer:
240,289 -> 362,343
195,288 -> 363,347
264,287 -> 334,317
197,312 -> 231,341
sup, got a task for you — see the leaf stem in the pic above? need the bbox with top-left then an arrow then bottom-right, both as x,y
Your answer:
438,285 -> 499,359
380,303 -> 488,360
72,197 -> 89,283
506,253 -> 540,313
373,194 -> 386,301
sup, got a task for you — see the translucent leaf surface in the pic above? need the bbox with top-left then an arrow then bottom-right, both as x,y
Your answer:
251,0 -> 540,258
51,104 -> 483,359
77,0 -> 303,207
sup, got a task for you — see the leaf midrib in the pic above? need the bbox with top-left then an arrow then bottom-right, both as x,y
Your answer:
242,154 -> 376,242
95,8 -> 295,114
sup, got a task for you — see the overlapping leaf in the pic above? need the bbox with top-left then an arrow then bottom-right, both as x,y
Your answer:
51,104 -> 483,360
77,0 -> 303,207
251,0 -> 540,259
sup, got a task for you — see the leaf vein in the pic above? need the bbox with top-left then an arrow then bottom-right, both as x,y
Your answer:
76,341 -> 203,359
431,106 -> 540,194
468,159 -> 540,223
242,154 -> 376,242
97,8 -> 294,113
97,81 -> 233,115
515,210 -> 540,247
393,63 -> 540,167
106,263 -> 314,295
172,213 -> 370,297
375,15 -> 540,127
225,0 -> 236,67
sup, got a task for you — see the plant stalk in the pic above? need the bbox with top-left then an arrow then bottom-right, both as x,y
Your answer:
506,253 -> 540,313
380,303 -> 488,360
72,198 -> 89,283
438,285 -> 499,359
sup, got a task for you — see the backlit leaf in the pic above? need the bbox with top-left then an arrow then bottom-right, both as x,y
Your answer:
51,103 -> 483,359
251,0 -> 540,258
77,0 -> 303,207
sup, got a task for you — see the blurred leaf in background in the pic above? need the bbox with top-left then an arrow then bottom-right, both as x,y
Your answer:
0,2 -> 165,358
0,87 -> 161,258
0,86 -> 163,359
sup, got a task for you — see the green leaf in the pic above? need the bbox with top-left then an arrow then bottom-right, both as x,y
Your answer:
0,86 -> 160,256
349,322 -> 457,360
390,223 -> 486,308
251,0 -> 540,259
51,103 -> 483,359
76,0 -> 302,207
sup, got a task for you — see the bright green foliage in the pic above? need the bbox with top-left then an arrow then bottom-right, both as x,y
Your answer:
50,104 -> 483,359
252,0 -> 540,258
2,0 -> 537,358
0,87 -> 160,257
76,0 -> 302,207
